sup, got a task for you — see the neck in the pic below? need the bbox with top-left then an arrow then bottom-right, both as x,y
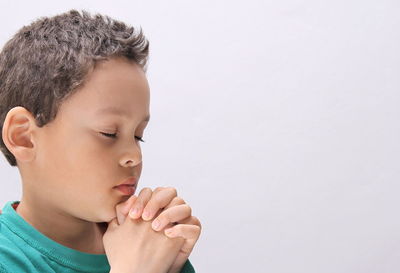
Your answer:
15,196 -> 106,254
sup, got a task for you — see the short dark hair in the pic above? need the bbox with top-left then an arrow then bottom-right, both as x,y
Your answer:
0,9 -> 150,166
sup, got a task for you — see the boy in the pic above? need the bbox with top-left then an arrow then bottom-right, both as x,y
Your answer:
0,9 -> 201,273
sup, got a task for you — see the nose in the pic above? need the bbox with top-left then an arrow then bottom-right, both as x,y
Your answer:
119,142 -> 142,167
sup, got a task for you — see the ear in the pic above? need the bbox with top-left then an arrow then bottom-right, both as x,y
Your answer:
2,106 -> 38,163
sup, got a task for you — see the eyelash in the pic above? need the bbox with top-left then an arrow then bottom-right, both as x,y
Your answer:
100,132 -> 145,142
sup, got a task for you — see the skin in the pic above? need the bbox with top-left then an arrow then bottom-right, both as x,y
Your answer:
2,56 -> 151,254
1,56 -> 202,272
112,189 -> 202,273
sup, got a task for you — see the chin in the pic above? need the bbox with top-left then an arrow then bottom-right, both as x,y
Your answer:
87,207 -> 116,223
100,211 -> 117,223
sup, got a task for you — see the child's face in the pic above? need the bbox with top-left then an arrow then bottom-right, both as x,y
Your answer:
29,57 -> 150,222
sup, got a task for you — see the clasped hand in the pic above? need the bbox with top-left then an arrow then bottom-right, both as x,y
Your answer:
112,187 -> 202,273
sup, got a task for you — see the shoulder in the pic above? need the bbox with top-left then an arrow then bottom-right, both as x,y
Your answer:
0,263 -> 9,273
0,222 -> 36,272
0,244 -> 33,272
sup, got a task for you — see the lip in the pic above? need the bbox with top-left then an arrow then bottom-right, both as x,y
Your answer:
114,176 -> 137,188
114,184 -> 136,195
114,176 -> 137,196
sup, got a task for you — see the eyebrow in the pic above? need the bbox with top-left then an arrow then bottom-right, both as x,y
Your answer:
96,107 -> 150,122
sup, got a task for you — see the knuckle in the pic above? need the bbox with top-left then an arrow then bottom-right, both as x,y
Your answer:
183,204 -> 192,215
166,187 -> 178,196
192,216 -> 202,229
193,224 -> 201,232
154,186 -> 165,193
141,187 -> 153,194
138,188 -> 151,198
173,196 -> 185,204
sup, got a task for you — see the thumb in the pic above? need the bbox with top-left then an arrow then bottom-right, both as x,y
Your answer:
107,217 -> 119,230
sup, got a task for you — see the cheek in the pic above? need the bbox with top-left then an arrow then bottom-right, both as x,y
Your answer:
37,134 -> 98,189
35,131 -> 73,179
62,133 -> 112,173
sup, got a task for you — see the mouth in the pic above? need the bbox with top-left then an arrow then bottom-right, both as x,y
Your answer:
113,176 -> 137,195
114,184 -> 136,195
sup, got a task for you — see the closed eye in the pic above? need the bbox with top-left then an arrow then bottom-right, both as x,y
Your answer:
100,132 -> 145,142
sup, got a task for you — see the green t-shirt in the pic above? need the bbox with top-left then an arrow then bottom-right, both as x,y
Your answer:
0,200 -> 195,273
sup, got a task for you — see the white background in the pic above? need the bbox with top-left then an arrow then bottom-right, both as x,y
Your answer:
0,1 -> 399,272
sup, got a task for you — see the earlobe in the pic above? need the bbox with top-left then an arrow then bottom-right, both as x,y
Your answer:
2,106 -> 37,163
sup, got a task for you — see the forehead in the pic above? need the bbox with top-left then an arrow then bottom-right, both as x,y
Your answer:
96,106 -> 150,122
58,57 -> 150,121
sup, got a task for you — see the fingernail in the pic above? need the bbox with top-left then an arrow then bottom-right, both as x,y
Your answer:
152,219 -> 160,230
142,210 -> 151,220
129,207 -> 140,218
165,228 -> 174,237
